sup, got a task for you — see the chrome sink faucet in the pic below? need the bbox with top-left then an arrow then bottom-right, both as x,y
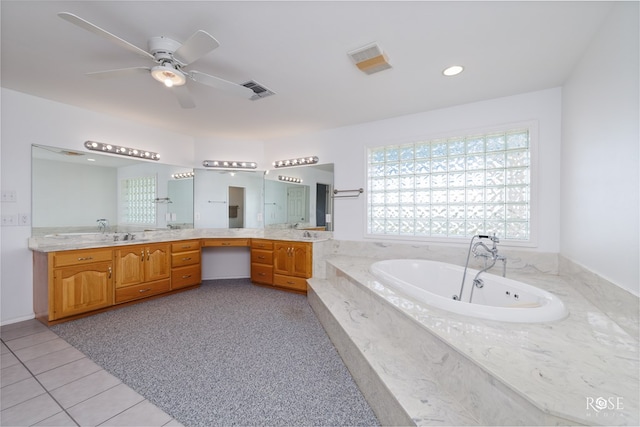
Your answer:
97,218 -> 108,233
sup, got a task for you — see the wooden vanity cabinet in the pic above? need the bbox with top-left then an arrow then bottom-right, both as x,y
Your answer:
250,239 -> 274,285
33,248 -> 114,322
114,242 -> 171,303
272,241 -> 312,292
171,240 -> 202,290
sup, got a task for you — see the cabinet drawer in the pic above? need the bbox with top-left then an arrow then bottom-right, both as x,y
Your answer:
202,239 -> 249,247
251,239 -> 273,250
171,265 -> 201,290
273,274 -> 307,292
171,250 -> 201,268
251,264 -> 273,285
171,240 -> 201,252
115,279 -> 170,304
54,248 -> 113,267
251,249 -> 273,265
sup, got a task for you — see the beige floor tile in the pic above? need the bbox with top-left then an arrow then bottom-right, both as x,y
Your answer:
14,337 -> 72,362
0,377 -> 46,410
32,410 -> 78,426
1,351 -> 20,369
100,400 -> 173,426
0,320 -> 48,340
0,393 -> 63,426
4,330 -> 59,351
52,369 -> 121,409
67,383 -> 145,426
1,363 -> 32,387
23,346 -> 86,375
37,356 -> 102,390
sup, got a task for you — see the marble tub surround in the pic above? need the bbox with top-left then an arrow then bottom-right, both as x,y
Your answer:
28,227 -> 333,252
311,239 -> 559,282
559,255 -> 639,339
310,256 -> 639,426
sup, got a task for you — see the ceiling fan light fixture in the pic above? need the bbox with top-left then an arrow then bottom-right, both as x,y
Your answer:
151,64 -> 186,87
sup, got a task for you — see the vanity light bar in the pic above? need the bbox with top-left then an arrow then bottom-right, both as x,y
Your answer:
272,156 -> 319,168
202,160 -> 257,169
278,175 -> 302,183
84,140 -> 160,160
172,172 -> 194,179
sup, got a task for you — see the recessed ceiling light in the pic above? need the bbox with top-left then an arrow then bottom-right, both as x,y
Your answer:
87,158 -> 96,162
443,65 -> 464,76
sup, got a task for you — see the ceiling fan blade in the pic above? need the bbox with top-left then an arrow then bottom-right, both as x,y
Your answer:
174,30 -> 220,66
189,71 -> 255,99
86,67 -> 150,79
172,85 -> 196,109
58,12 -> 154,61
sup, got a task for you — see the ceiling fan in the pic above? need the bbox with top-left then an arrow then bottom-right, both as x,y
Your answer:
58,12 -> 255,108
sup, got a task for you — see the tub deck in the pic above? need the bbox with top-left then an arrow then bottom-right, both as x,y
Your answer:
308,256 -> 639,426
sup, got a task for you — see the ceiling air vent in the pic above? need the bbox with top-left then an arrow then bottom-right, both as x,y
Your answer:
347,42 -> 391,75
241,80 -> 276,101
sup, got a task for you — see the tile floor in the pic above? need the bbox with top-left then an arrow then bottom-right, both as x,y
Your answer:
1,319 -> 183,427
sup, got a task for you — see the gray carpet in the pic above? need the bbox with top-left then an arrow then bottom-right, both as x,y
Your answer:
50,279 -> 380,427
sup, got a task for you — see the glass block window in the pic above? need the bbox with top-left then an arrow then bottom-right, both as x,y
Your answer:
367,128 -> 531,241
121,176 -> 156,225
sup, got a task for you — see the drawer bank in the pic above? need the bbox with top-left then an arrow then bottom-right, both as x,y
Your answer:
32,237 -> 315,325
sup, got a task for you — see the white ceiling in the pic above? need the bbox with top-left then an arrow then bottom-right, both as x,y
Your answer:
1,1 -> 614,141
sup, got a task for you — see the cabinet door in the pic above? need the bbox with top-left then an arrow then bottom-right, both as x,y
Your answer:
290,243 -> 312,278
53,262 -> 113,319
273,243 -> 291,276
145,243 -> 171,282
115,245 -> 145,288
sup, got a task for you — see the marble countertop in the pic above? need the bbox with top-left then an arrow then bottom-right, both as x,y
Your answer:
28,228 -> 332,252
327,256 -> 639,425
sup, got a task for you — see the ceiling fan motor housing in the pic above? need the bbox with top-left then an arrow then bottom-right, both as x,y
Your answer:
148,36 -> 183,64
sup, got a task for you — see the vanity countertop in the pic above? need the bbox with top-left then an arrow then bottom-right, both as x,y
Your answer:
28,228 -> 332,252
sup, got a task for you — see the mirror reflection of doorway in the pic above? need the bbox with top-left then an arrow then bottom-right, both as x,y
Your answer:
228,186 -> 245,228
287,186 -> 308,224
316,183 -> 330,230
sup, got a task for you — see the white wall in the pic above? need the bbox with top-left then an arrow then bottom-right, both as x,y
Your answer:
0,89 -> 196,324
264,88 -> 563,252
561,3 -> 639,295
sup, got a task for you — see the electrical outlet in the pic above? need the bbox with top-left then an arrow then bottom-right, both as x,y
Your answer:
1,190 -> 17,203
1,214 -> 17,226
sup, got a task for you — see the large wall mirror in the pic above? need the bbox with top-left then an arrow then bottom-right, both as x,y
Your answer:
193,169 -> 264,229
263,164 -> 334,231
31,145 -> 194,235
32,145 -> 335,234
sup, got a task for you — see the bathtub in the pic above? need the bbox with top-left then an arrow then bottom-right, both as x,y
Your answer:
370,259 -> 568,323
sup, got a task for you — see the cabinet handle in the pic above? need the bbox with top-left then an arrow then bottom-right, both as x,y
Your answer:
139,288 -> 151,293
182,257 -> 192,261
141,250 -> 144,261
221,242 -> 231,246
108,266 -> 112,278
147,249 -> 150,261
181,275 -> 192,279
257,256 -> 265,259
77,256 -> 93,261
286,281 -> 295,285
